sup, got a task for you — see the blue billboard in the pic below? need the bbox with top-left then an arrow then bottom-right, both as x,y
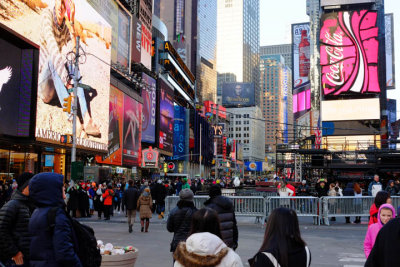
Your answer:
245,161 -> 262,172
141,73 -> 157,143
172,105 -> 186,160
222,82 -> 255,107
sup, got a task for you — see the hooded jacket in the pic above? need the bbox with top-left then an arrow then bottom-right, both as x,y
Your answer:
368,203 -> 380,226
205,195 -> 238,249
173,232 -> 243,267
0,190 -> 34,261
29,173 -> 82,267
364,204 -> 395,258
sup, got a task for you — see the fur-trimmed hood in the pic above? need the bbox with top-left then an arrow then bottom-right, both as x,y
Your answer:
173,232 -> 243,267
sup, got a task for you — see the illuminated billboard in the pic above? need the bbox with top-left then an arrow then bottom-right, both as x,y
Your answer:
320,10 -> 381,98
222,83 -> 255,107
385,14 -> 395,89
0,0 -> 112,151
292,23 -> 310,89
321,0 -> 376,6
293,82 -> 311,120
321,98 -> 380,121
123,94 -> 142,166
158,79 -> 174,155
172,105 -> 186,160
96,86 -> 123,165
0,36 -> 36,137
141,73 -> 156,143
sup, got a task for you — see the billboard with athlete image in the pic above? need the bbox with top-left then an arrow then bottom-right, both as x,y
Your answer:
122,94 -> 142,166
141,73 -> 156,143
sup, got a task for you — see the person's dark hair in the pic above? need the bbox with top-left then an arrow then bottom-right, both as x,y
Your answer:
128,180 -> 133,186
188,208 -> 222,239
209,184 -> 222,198
374,191 -> 390,208
258,208 -> 306,267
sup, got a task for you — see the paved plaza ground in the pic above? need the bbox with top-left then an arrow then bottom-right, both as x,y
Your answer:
81,213 -> 368,267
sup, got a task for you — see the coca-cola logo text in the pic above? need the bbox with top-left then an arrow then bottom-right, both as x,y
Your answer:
324,32 -> 345,86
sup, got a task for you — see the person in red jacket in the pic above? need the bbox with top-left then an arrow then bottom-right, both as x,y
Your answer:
286,182 -> 296,197
368,191 -> 391,226
102,184 -> 114,220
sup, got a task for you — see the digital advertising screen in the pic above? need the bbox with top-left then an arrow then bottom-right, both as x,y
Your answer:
1,0 -> 112,151
292,23 -> 310,89
122,94 -> 142,166
0,38 -> 34,137
385,14 -> 395,89
320,10 -> 381,99
293,82 -> 311,120
172,105 -> 186,160
141,73 -> 157,143
222,82 -> 255,107
158,79 -> 174,154
96,86 -> 123,165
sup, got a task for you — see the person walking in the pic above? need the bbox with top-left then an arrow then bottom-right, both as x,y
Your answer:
123,180 -> 140,233
368,191 -> 391,226
78,183 -> 89,218
95,184 -> 104,219
249,208 -> 311,267
0,172 -> 34,267
66,182 -> 78,218
173,208 -> 243,267
342,182 -> 354,223
137,188 -> 152,232
167,189 -> 197,254
28,172 -> 82,267
364,204 -> 395,258
154,180 -> 167,219
102,184 -> 114,220
368,174 -> 382,197
353,183 -> 363,223
204,185 -> 238,250
385,180 -> 397,196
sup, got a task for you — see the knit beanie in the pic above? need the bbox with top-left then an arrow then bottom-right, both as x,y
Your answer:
179,188 -> 194,201
17,172 -> 34,191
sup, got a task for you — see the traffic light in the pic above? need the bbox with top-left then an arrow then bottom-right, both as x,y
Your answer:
66,134 -> 73,144
63,95 -> 72,113
60,135 -> 67,143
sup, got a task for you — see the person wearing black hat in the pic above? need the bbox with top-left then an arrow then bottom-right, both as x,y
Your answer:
204,184 -> 239,250
0,172 -> 35,266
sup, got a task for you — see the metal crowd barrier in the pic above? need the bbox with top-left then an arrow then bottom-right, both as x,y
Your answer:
164,195 -> 266,224
320,196 -> 374,226
266,196 -> 320,225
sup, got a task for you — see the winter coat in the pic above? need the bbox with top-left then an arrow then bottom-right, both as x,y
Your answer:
123,186 -> 140,211
67,187 -> 79,210
167,200 -> 197,252
154,183 -> 167,204
102,189 -> 114,206
249,245 -> 311,267
78,188 -> 89,210
29,173 -> 82,267
94,188 -> 103,211
315,184 -> 328,198
297,185 -> 310,196
369,203 -> 379,226
205,195 -> 238,249
342,183 -> 354,196
182,183 -> 190,190
0,190 -> 34,262
286,184 -> 296,196
368,181 -> 382,196
364,204 -> 395,258
365,217 -> 400,267
173,232 -> 243,267
385,185 -> 397,196
137,194 -> 152,219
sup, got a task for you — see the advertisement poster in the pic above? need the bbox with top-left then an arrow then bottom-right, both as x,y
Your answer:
86,0 -> 131,69
158,79 -> 174,154
141,24 -> 152,70
123,94 -> 142,166
131,16 -> 142,64
96,86 -> 123,165
1,0 -> 112,151
172,105 -> 186,160
385,14 -> 395,89
141,73 -> 156,143
292,23 -> 310,89
320,10 -> 381,98
0,38 -> 34,137
222,83 -> 255,107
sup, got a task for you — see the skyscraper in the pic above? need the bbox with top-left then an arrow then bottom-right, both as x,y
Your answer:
216,0 -> 260,106
260,44 -> 292,70
197,0 -> 218,103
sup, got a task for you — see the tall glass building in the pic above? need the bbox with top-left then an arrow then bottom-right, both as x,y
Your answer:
197,0 -> 218,103
216,0 -> 260,107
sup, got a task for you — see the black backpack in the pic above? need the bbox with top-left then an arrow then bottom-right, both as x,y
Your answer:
47,207 -> 102,267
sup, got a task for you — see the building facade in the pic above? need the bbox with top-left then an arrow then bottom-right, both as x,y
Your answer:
260,44 -> 292,70
216,0 -> 260,106
226,106 -> 265,162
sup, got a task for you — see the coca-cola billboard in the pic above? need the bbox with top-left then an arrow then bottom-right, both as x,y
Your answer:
320,10 -> 381,98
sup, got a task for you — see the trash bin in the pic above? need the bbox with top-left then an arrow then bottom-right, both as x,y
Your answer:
101,248 -> 138,267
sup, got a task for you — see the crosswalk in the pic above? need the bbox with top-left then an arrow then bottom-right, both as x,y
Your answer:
338,253 -> 366,267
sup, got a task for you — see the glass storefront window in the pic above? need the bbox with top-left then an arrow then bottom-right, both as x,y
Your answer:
0,150 -> 38,182
0,149 -> 10,181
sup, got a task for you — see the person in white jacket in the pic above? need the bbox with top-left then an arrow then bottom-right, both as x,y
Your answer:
173,208 -> 243,267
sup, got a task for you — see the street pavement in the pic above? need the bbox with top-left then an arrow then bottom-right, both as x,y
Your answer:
80,213 -> 367,267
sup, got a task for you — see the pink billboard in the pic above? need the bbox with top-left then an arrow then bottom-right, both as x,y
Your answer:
320,10 -> 381,97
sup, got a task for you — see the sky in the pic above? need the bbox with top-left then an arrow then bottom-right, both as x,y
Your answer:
260,0 -> 400,112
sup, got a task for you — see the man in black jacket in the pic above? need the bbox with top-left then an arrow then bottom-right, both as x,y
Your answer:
123,180 -> 139,233
366,217 -> 400,266
0,172 -> 34,266
204,185 -> 238,250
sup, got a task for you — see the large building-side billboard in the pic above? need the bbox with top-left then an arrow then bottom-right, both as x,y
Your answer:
96,86 -> 123,165
292,23 -> 310,89
293,82 -> 311,120
0,37 -> 35,138
321,0 -> 376,6
141,73 -> 156,143
140,0 -> 153,70
320,10 -> 381,98
222,82 -> 255,107
122,94 -> 142,166
385,14 -> 395,89
172,105 -> 186,160
158,79 -> 174,154
1,0 -> 112,151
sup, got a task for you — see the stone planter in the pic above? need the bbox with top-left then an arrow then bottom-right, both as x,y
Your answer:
101,249 -> 138,267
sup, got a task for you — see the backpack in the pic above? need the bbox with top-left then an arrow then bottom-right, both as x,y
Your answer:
47,207 -> 102,267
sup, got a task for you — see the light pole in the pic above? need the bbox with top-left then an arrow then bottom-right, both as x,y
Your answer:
71,36 -> 80,163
